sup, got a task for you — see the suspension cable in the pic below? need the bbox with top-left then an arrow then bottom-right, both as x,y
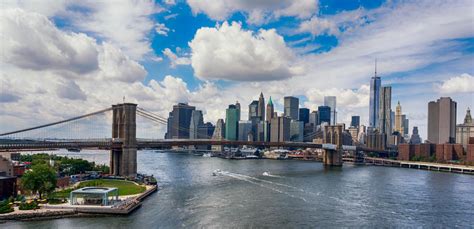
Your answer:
0,107 -> 113,136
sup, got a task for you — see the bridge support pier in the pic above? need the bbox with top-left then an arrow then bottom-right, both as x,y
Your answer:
110,103 -> 137,177
323,149 -> 342,166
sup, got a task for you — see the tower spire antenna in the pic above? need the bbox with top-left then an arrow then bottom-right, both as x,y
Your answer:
375,58 -> 377,77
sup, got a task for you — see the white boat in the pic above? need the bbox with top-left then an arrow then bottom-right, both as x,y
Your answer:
245,155 -> 259,159
262,171 -> 270,176
203,153 -> 212,157
212,169 -> 221,176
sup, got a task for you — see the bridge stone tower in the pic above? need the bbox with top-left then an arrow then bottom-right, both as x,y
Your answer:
322,125 -> 343,166
110,103 -> 137,177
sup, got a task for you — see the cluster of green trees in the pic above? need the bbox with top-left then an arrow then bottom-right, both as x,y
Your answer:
21,164 -> 57,199
20,154 -> 109,175
18,154 -> 110,199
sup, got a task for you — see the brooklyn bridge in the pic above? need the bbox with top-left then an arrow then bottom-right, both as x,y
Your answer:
0,103 -> 389,177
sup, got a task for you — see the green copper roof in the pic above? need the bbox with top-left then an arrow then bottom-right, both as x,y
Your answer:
268,96 -> 273,106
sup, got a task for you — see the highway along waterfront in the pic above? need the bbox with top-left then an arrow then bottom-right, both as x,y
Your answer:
4,149 -> 474,228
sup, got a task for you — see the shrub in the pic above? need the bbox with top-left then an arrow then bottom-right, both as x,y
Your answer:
48,198 -> 66,205
0,200 -> 14,214
19,201 -> 39,210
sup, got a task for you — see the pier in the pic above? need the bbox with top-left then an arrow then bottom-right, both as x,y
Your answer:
364,157 -> 474,175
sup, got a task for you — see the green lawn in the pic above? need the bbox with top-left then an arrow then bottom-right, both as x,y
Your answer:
52,179 -> 146,199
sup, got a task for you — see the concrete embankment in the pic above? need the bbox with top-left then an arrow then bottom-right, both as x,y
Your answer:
0,185 -> 158,222
0,209 -> 76,222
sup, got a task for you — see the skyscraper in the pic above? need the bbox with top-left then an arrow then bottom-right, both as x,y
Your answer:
266,96 -> 274,122
189,110 -> 204,139
351,116 -> 360,127
270,116 -> 290,142
290,120 -> 304,142
402,115 -> 409,136
324,96 -> 337,125
318,106 -> 331,125
309,111 -> 319,127
394,101 -> 405,134
211,119 -> 225,151
369,60 -> 381,128
197,122 -> 215,139
299,108 -> 310,124
248,100 -> 259,121
166,103 -> 195,139
257,92 -> 265,121
235,101 -> 241,121
225,104 -> 240,141
428,97 -> 457,144
284,96 -> 299,120
409,126 -> 422,144
378,86 -> 392,135
238,121 -> 253,141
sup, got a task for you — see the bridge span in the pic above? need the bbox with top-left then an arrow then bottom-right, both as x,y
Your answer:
0,103 -> 391,177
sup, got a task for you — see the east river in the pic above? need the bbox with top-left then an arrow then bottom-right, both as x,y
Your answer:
3,150 -> 474,228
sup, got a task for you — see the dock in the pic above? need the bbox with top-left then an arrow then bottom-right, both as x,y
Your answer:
363,157 -> 474,175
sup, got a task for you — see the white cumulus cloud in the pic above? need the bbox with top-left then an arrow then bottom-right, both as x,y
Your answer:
438,73 -> 474,94
162,48 -> 191,68
187,0 -> 317,24
1,8 -> 99,74
189,21 -> 302,81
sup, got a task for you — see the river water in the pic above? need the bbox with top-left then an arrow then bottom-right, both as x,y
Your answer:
3,150 -> 474,228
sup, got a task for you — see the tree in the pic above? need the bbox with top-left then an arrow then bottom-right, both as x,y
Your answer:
21,164 -> 57,199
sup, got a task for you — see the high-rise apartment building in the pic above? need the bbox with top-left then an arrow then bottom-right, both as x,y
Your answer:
369,60 -> 381,128
225,104 -> 240,141
324,96 -> 337,125
284,96 -> 299,120
428,97 -> 457,144
318,106 -> 331,125
351,116 -> 360,127
299,108 -> 309,124
165,103 -> 195,139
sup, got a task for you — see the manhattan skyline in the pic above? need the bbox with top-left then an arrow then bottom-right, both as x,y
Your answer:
1,0 -> 473,141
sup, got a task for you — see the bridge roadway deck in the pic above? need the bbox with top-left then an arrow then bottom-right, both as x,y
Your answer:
0,139 -> 390,154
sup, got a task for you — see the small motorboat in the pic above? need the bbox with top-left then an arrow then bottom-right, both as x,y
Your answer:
262,171 -> 270,176
212,169 -> 221,176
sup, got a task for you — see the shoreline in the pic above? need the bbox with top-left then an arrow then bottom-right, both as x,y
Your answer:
0,184 -> 158,222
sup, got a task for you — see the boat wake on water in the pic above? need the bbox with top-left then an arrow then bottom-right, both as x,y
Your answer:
262,171 -> 284,178
214,170 -> 328,202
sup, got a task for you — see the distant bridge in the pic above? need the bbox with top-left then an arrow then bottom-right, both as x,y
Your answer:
0,103 -> 391,177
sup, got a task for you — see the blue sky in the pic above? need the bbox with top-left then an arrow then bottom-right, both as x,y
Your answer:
0,0 -> 473,139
